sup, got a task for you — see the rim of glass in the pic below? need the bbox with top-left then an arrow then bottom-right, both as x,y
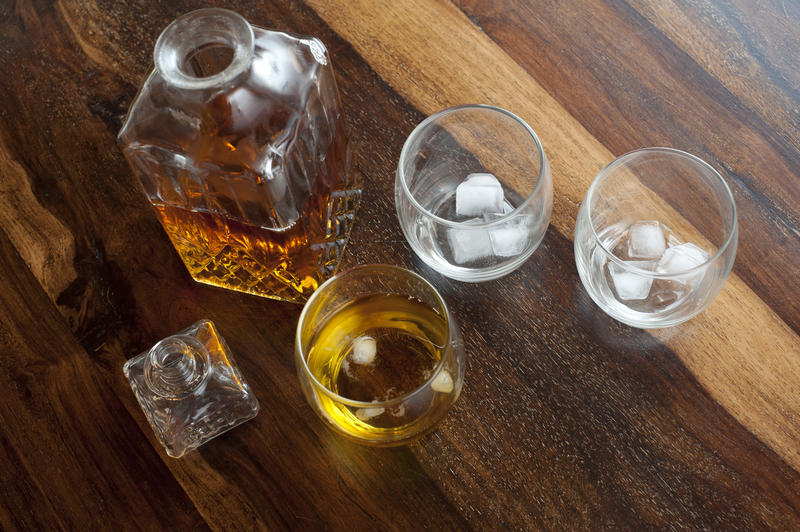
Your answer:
296,264 -> 454,408
397,104 -> 547,228
154,8 -> 255,91
586,147 -> 738,278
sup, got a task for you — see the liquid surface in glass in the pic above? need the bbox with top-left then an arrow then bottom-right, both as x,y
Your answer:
305,293 -> 452,439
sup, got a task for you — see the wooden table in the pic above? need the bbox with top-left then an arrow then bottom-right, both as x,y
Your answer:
2,0 -> 799,529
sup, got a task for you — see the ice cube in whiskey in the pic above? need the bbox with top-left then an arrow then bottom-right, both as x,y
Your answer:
305,293 -> 457,440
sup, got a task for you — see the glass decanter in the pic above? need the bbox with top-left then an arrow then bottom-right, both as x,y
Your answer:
123,320 -> 259,458
118,8 -> 361,303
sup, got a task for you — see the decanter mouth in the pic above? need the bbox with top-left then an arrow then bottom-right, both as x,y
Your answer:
144,335 -> 211,399
154,8 -> 254,90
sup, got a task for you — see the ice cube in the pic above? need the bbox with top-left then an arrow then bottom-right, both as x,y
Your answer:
489,223 -> 529,256
341,358 -> 352,377
608,260 -> 654,300
464,173 -> 500,186
447,221 -> 492,264
667,232 -> 683,248
628,221 -> 666,259
656,243 -> 709,284
649,279 -> 688,309
350,335 -> 376,365
455,173 -> 504,216
354,406 -> 385,421
431,370 -> 454,393
483,203 -> 521,222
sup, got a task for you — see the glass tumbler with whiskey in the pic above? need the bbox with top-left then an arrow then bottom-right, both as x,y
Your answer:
295,265 -> 466,446
118,8 -> 361,303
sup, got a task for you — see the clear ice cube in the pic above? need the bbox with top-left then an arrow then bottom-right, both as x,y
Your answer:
489,223 -> 529,256
608,260 -> 654,300
455,173 -> 504,216
354,405 -> 385,421
462,173 -> 499,187
628,221 -> 666,259
431,370 -> 454,393
350,335 -> 376,365
656,242 -> 709,285
447,220 -> 492,264
482,202 -> 520,222
667,232 -> 683,248
649,279 -> 689,309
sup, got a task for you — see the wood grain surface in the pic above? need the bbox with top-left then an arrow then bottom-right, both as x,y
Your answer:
1,0 -> 798,529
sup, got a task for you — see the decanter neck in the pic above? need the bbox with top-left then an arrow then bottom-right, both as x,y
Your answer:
144,335 -> 210,398
153,8 -> 254,90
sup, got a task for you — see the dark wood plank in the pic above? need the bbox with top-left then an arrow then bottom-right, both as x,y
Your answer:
629,0 -> 800,147
0,430 -> 62,530
0,228 -> 208,530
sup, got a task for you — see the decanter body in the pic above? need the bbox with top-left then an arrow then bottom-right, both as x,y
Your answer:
118,9 -> 361,303
123,320 -> 259,458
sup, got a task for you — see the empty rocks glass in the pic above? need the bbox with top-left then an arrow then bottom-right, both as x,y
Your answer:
574,148 -> 738,328
395,105 -> 553,281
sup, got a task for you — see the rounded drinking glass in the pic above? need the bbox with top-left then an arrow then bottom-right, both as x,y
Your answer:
395,105 -> 552,282
574,148 -> 738,328
295,264 -> 465,446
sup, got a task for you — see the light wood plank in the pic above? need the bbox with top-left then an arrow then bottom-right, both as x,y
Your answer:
0,136 -> 77,300
628,0 -> 800,151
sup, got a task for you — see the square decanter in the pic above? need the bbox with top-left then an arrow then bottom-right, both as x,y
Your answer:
124,320 -> 259,458
118,9 -> 361,303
